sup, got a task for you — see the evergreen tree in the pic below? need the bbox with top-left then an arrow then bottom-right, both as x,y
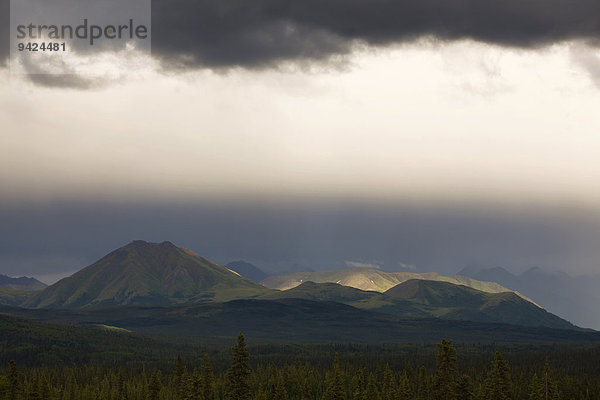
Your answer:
352,370 -> 366,400
433,340 -> 458,400
381,365 -> 395,400
271,375 -> 287,400
301,378 -> 313,400
39,374 -> 51,400
117,368 -> 128,400
190,369 -> 202,400
225,333 -> 252,400
7,360 -> 19,400
266,383 -> 275,400
201,354 -> 215,400
28,376 -> 40,400
256,385 -> 267,400
416,366 -> 429,400
174,355 -> 189,400
100,374 -> 111,400
456,374 -> 473,400
365,374 -> 380,400
546,359 -> 562,400
147,372 -> 161,400
484,351 -> 512,400
323,354 -> 345,400
397,372 -> 412,400
528,373 -> 544,400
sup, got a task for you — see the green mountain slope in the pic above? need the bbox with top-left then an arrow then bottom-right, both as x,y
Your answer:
261,281 -> 382,302
260,280 -> 577,329
0,288 -> 39,307
385,280 -> 576,329
261,267 -> 533,303
259,281 -> 430,318
386,279 -> 489,305
24,241 -> 271,308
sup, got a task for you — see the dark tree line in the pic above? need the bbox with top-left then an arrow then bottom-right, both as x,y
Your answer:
1,335 -> 599,400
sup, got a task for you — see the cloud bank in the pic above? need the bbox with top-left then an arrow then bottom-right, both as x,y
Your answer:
151,0 -> 600,69
2,0 -> 600,72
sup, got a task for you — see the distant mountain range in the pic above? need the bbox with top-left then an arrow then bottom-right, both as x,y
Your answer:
0,274 -> 46,291
226,261 -> 268,283
261,268 -> 535,302
0,240 -> 593,344
458,266 -> 600,330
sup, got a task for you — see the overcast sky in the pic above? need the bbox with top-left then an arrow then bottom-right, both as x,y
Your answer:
1,0 -> 599,282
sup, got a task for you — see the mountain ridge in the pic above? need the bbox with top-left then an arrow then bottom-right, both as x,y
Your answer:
260,280 -> 577,330
24,240 -> 271,308
13,241 -> 582,334
261,267 -> 536,304
0,274 -> 47,291
385,279 -> 576,329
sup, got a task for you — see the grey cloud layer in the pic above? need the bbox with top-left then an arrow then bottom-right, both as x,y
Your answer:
1,199 -> 599,278
151,0 -> 600,69
2,0 -> 600,70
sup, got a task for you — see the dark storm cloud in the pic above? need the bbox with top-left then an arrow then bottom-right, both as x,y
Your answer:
150,0 -> 600,69
2,0 -> 599,72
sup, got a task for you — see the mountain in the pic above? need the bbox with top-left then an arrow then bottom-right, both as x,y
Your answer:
258,280 -> 427,316
226,261 -> 268,283
261,267 -> 532,301
0,288 -> 38,307
0,274 -> 47,291
0,275 -> 45,306
260,280 -> 577,329
24,240 -> 271,308
384,280 -> 576,329
459,266 -> 600,330
1,300 -> 597,345
262,281 -> 385,303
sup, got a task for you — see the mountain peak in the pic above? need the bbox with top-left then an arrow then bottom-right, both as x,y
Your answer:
0,274 -> 47,291
127,240 -> 176,249
25,241 -> 268,309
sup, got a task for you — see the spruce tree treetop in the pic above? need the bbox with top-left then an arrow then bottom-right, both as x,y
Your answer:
434,339 -> 458,400
323,353 -> 346,400
225,333 -> 252,400
484,351 -> 512,400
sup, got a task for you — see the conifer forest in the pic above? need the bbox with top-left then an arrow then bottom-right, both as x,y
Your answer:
2,333 -> 600,400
